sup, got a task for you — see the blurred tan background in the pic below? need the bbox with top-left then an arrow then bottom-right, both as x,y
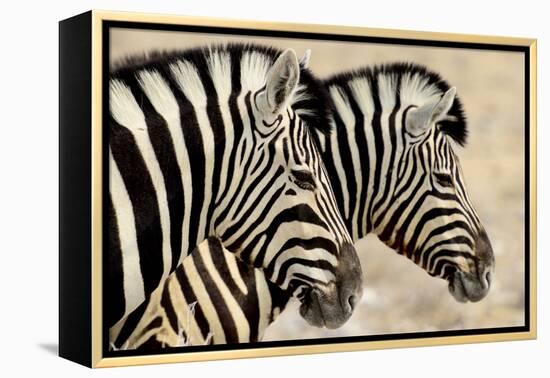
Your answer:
110,28 -> 525,340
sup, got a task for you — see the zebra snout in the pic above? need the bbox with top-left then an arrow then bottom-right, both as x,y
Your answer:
448,262 -> 493,303
298,242 -> 364,329
448,228 -> 495,303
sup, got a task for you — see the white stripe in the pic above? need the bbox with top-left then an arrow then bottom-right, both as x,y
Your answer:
255,269 -> 274,340
241,51 -> 271,92
270,246 -> 337,285
223,249 -> 248,295
109,150 -> 145,316
399,72 -> 441,108
262,222 -> 334,265
165,270 -> 205,345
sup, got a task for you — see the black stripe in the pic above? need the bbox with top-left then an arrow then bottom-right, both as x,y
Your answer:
198,55 -> 226,240
222,165 -> 284,239
119,73 -> 185,272
232,185 -> 285,261
372,75 -> 401,219
274,258 -> 336,287
251,204 -> 330,267
334,110 -> 356,232
215,92 -> 259,228
110,118 -> 163,296
264,237 -> 337,278
392,143 -> 419,201
366,73 -> 384,233
229,138 -> 278,221
192,245 -> 239,343
140,316 -> 163,336
296,116 -> 307,160
231,186 -> 285,266
290,274 -> 330,287
114,299 -> 148,348
418,235 -> 474,267
407,207 -> 467,257
380,148 -> 427,248
232,259 -> 262,342
160,280 -> 179,334
289,112 -> 302,164
314,192 -> 341,246
214,50 -> 244,209
106,195 -> 125,328
136,335 -> 164,350
249,148 -> 266,176
343,84 -> 369,237
429,250 -> 477,275
417,220 -> 474,264
426,142 -> 434,188
320,134 -> 346,219
282,136 -> 290,165
395,106 -> 416,180
174,260 -> 211,340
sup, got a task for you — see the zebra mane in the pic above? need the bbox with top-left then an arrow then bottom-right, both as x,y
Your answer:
111,43 -> 333,135
324,62 -> 468,146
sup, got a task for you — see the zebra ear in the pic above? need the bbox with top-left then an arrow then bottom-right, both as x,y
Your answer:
299,49 -> 311,68
406,87 -> 457,136
261,49 -> 300,114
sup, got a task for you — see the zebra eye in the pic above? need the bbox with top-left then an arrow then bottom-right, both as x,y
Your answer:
434,172 -> 454,188
291,169 -> 317,191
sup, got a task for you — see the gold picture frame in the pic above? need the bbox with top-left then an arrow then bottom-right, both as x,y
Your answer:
59,9 -> 537,368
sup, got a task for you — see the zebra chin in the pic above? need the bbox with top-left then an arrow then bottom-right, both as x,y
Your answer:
298,242 -> 363,329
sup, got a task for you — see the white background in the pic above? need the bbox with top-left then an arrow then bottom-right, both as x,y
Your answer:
0,0 -> 547,376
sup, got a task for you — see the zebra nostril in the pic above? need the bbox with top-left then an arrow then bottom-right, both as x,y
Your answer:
348,294 -> 358,311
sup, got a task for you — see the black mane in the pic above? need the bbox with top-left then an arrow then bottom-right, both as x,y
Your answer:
324,62 -> 468,146
111,43 -> 333,135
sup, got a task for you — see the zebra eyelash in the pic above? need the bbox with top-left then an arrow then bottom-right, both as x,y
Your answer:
290,169 -> 317,191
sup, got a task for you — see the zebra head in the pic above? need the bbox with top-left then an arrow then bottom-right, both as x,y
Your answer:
373,69 -> 495,303
320,64 -> 494,303
215,47 -> 362,328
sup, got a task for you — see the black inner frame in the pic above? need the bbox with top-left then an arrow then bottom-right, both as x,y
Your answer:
102,20 -> 531,359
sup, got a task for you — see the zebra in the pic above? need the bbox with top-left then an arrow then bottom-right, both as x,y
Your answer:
317,62 -> 495,303
112,61 -> 496,350
110,237 -> 290,349
108,44 -> 363,336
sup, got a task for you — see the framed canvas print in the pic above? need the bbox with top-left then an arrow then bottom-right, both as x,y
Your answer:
59,10 -> 537,368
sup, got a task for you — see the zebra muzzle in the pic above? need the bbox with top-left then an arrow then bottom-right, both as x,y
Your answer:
299,242 -> 363,329
448,229 -> 495,303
